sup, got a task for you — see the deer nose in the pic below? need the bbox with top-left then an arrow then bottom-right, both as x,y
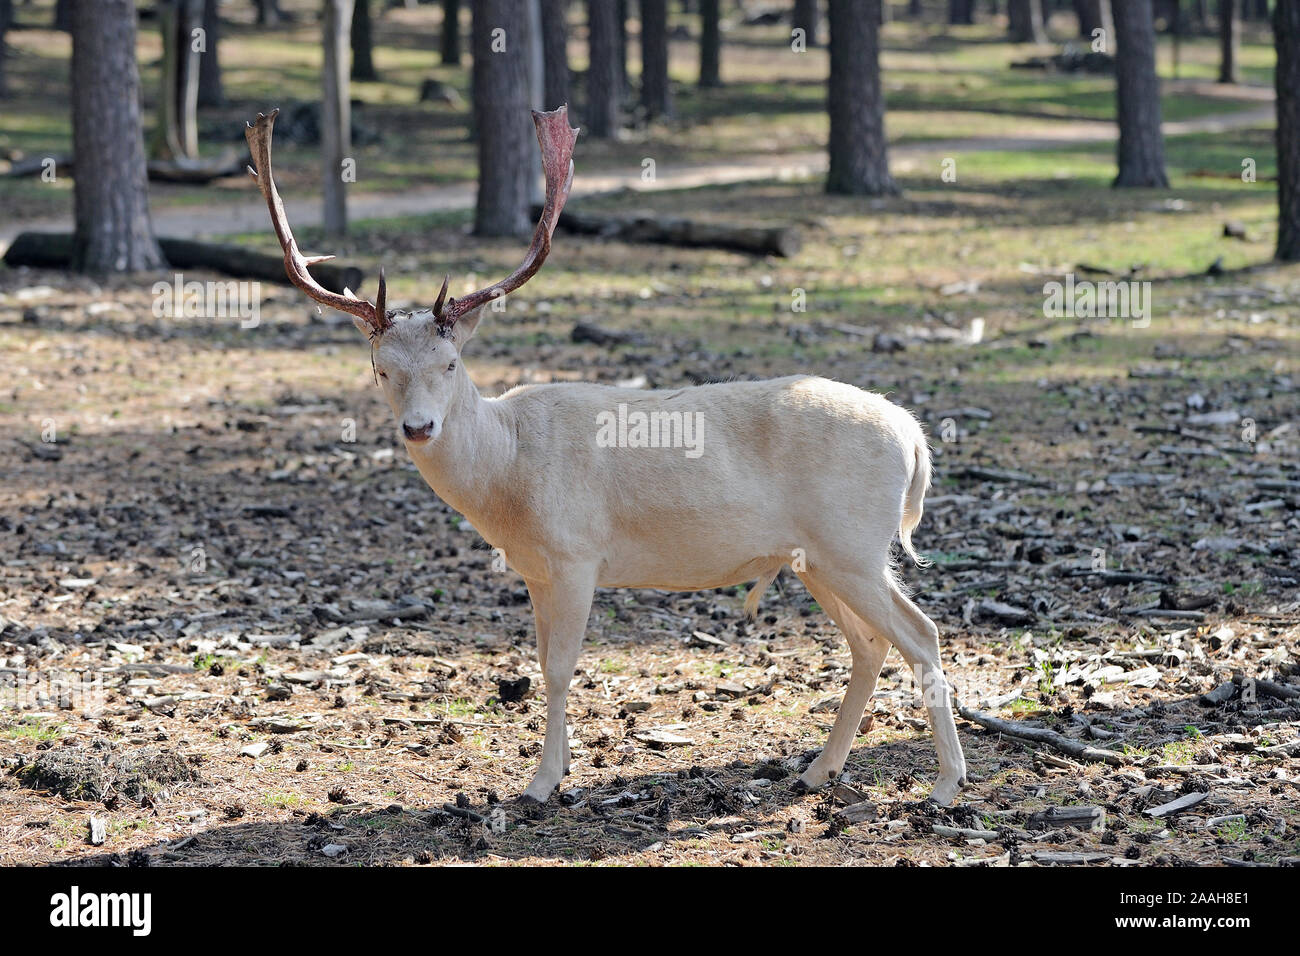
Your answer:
402,420 -> 434,443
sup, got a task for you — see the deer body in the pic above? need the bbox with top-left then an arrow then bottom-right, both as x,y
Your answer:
407,371 -> 920,592
246,105 -> 967,809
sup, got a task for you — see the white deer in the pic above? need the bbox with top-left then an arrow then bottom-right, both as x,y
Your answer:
245,107 -> 967,806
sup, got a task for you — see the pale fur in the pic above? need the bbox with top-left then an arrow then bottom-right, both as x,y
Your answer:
361,310 -> 968,806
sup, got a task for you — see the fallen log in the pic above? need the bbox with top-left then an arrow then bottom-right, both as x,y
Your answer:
932,823 -> 999,841
831,800 -> 878,826
0,152 -> 246,184
3,232 -> 363,295
1199,680 -> 1237,706
538,205 -> 802,258
1027,805 -> 1106,832
957,704 -> 1128,766
1145,791 -> 1208,818
145,153 -> 249,184
1238,675 -> 1300,700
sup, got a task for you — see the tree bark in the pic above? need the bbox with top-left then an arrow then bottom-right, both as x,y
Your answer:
70,0 -> 165,272
322,0 -> 354,237
255,0 -> 284,26
1112,0 -> 1168,188
949,0 -> 975,24
1008,0 -> 1047,42
616,0 -> 628,95
826,0 -> 897,196
586,0 -> 621,137
540,0 -> 569,108
793,0 -> 819,46
1192,0 -> 1210,30
1217,0 -> 1239,83
699,0 -> 721,87
1073,0 -> 1114,41
441,0 -> 461,65
640,0 -> 672,118
55,0 -> 73,31
352,0 -> 378,80
198,0 -> 224,107
1276,0 -> 1300,260
472,0 -> 534,236
152,0 -> 203,161
0,0 -> 12,98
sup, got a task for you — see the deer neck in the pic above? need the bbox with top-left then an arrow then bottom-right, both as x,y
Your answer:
403,363 -> 516,532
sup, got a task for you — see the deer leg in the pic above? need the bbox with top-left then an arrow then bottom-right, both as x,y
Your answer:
524,579 -> 568,774
829,572 -> 968,806
794,573 -> 890,791
520,568 -> 595,804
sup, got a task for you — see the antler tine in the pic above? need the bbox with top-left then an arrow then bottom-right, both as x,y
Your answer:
431,275 -> 450,318
440,106 -> 579,326
244,109 -> 391,334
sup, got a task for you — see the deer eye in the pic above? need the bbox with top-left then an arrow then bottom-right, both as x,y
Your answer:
446,360 -> 456,372
377,370 -> 388,379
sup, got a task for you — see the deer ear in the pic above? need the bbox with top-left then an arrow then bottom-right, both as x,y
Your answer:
449,306 -> 484,350
352,315 -> 373,338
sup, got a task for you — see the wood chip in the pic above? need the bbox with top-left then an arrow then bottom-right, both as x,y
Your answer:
1145,791 -> 1209,818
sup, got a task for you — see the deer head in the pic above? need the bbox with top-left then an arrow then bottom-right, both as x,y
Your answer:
245,106 -> 579,444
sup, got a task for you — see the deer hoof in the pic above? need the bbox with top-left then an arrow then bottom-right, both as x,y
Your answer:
927,776 -> 965,807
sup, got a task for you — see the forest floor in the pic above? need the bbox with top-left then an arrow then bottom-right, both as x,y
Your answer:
1,3 -> 1298,867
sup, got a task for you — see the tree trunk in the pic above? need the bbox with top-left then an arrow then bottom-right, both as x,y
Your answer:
1112,0 -> 1168,188
699,0 -> 721,87
640,0 -> 672,118
441,0 -> 461,65
793,0 -> 819,46
526,0 -> 545,214
540,0 -> 570,108
1009,0 -> 1047,41
352,0 -> 378,80
198,0 -> 224,106
55,0 -> 73,31
255,0 -> 284,26
949,0 -> 975,24
616,0 -> 628,96
826,0 -> 897,196
586,0 -> 621,137
0,0 -> 12,98
1073,0 -> 1113,41
1276,0 -> 1300,260
472,0 -> 533,236
322,0 -> 353,237
152,0 -> 203,161
1192,0 -> 1210,30
1217,0 -> 1239,82
70,0 -> 165,272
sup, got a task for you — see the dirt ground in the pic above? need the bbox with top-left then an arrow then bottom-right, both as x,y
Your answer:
1,1 -> 1298,868
2,211 -> 1297,865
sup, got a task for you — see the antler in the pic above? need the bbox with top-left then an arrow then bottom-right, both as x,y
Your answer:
244,109 -> 390,336
435,106 -> 579,328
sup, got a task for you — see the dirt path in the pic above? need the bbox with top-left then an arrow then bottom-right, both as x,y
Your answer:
0,105 -> 1274,252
